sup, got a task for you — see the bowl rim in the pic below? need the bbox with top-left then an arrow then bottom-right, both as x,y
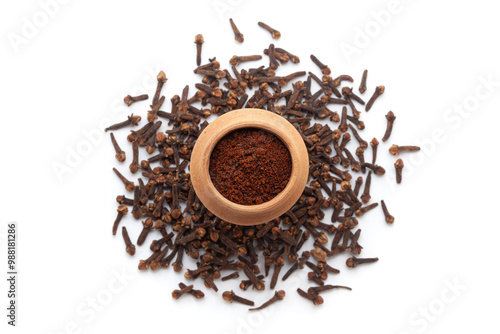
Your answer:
190,108 -> 309,225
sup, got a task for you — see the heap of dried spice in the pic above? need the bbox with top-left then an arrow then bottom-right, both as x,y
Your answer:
108,20 -> 420,309
209,128 -> 292,205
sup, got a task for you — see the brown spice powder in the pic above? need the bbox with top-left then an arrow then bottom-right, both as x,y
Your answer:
209,128 -> 292,205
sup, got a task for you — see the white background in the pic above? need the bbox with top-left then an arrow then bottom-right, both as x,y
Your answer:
1,0 -> 499,333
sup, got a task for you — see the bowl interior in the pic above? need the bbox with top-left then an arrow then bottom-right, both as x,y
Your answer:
190,109 -> 308,225
206,125 -> 296,208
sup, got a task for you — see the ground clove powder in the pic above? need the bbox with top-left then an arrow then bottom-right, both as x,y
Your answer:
209,128 -> 292,205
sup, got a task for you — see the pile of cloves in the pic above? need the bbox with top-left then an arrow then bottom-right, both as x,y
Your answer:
107,20 -> 420,309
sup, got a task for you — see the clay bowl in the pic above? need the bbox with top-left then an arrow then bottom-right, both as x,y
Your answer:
190,108 -> 309,226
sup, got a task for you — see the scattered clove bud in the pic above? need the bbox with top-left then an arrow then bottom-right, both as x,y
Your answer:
172,284 -> 194,299
389,145 -> 421,156
194,34 -> 204,66
310,54 -> 331,75
395,158 -> 404,184
229,55 -> 262,66
346,256 -> 379,268
355,203 -> 379,217
258,21 -> 281,39
110,133 -> 126,162
297,288 -> 323,305
229,18 -> 244,43
112,167 -> 135,191
153,71 -> 167,105
129,141 -> 139,173
381,200 -> 394,224
124,94 -> 148,106
361,171 -> 372,203
382,111 -> 396,142
365,85 -> 385,111
363,163 -> 386,176
307,285 -> 352,294
179,282 -> 204,299
359,69 -> 368,94
105,114 -> 141,132
112,205 -> 128,235
222,290 -> 255,306
249,290 -> 285,311
221,272 -> 240,281
349,124 -> 368,148
122,226 -> 136,256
